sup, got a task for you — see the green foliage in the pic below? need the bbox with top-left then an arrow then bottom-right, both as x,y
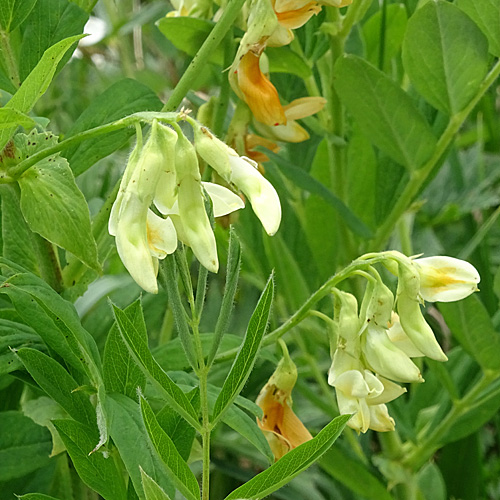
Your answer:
402,0 -> 489,115
224,414 -> 350,500
335,54 -> 437,170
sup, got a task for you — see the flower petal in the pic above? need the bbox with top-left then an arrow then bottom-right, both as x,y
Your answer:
413,256 -> 480,302
229,155 -> 281,235
202,182 -> 245,217
146,210 -> 178,257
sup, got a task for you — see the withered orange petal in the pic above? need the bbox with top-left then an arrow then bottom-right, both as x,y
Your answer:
280,403 -> 313,447
276,2 -> 322,29
237,52 -> 286,127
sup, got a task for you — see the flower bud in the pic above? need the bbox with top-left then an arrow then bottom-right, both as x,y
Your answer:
362,325 -> 423,383
363,277 -> 394,328
192,124 -> 232,179
333,290 -> 360,344
387,312 -> 424,358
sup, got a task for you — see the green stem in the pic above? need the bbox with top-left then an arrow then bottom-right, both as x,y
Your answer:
215,255 -> 387,362
161,0 -> 246,113
0,30 -> 20,88
199,367 -> 211,500
7,112 -> 178,179
403,370 -> 500,470
371,58 -> 500,250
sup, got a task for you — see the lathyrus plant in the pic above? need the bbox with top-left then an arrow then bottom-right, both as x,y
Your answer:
0,0 -> 499,499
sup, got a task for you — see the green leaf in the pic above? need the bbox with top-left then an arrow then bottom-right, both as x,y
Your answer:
221,399 -> 274,464
156,388 -> 199,462
141,468 -> 173,500
0,261 -> 101,379
106,394 -> 176,500
417,462 -> 447,500
207,227 -> 241,365
334,54 -> 437,170
439,295 -> 500,371
319,447 -> 393,500
0,318 -> 43,375
162,256 -> 197,371
303,140 -> 339,278
0,34 -> 85,151
0,108 -> 35,130
103,300 -> 147,399
263,149 -> 373,238
157,17 -> 222,64
21,396 -> 68,456
63,79 -> 163,176
0,0 -> 37,32
0,184 -> 39,275
0,410 -> 52,481
19,0 -> 88,80
362,4 -> 408,70
212,274 -> 274,425
402,0 -> 489,115
16,131 -> 100,271
17,348 -> 96,427
111,303 -> 200,430
224,414 -> 350,500
457,0 -> 500,57
266,47 -> 312,79
71,0 -> 99,13
53,419 -> 128,500
140,396 -> 201,500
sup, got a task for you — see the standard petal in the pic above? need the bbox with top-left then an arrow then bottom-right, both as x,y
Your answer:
202,182 -> 245,217
414,256 -> 480,302
229,155 -> 281,235
283,96 -> 327,120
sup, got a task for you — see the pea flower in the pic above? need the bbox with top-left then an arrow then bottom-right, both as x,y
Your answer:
412,256 -> 480,302
109,120 -> 178,294
256,343 -> 312,460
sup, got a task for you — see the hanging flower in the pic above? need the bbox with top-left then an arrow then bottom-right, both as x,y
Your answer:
256,343 -> 312,460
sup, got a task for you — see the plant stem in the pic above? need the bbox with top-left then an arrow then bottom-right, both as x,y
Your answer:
371,58 -> 500,250
403,370 -> 500,470
161,0 -> 246,113
214,254 -> 388,362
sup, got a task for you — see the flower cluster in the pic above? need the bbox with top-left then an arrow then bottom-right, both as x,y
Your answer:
109,118 -> 281,293
228,0 -> 331,143
328,252 -> 480,433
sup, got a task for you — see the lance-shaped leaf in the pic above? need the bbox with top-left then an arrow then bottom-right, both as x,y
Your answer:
402,0 -> 489,115
140,396 -> 201,500
224,414 -> 350,500
16,131 -> 100,271
0,261 -> 101,380
141,468 -> 173,500
17,348 -> 96,427
53,419 -> 128,500
263,149 -> 372,238
0,34 -> 84,151
111,303 -> 200,430
106,394 -> 176,500
207,227 -> 241,366
0,108 -> 35,130
103,299 -> 147,398
334,55 -> 437,170
212,274 -> 274,425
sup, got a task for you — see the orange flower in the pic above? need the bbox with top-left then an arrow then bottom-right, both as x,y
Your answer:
256,344 -> 312,460
236,51 -> 287,127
